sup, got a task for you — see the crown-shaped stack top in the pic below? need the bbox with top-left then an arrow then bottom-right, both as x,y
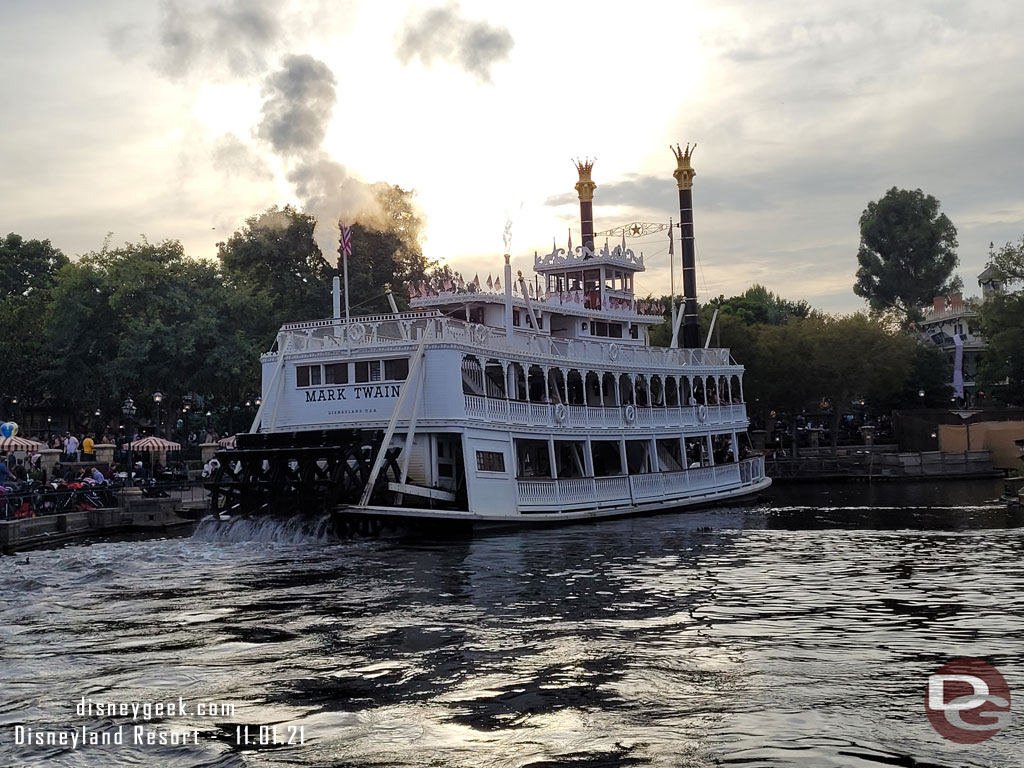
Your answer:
671,143 -> 696,190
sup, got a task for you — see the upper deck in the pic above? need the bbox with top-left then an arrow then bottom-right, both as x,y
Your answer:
265,311 -> 738,373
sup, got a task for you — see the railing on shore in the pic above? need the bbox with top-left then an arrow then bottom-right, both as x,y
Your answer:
515,456 -> 765,511
1,479 -> 210,521
464,394 -> 747,429
268,312 -> 737,371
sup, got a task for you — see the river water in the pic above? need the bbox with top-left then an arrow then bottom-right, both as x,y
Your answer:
2,479 -> 1021,767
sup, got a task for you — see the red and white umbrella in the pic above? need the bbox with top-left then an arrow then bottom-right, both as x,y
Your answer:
0,436 -> 44,452
121,436 -> 182,451
217,435 -> 238,449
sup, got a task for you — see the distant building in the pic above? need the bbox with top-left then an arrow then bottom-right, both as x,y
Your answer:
915,267 -> 1005,406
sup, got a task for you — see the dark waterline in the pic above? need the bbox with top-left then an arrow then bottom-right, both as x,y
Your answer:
1,479 -> 1021,767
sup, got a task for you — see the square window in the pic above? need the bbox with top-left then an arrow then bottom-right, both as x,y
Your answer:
384,358 -> 409,381
296,366 -> 310,387
325,363 -> 348,385
476,451 -> 506,472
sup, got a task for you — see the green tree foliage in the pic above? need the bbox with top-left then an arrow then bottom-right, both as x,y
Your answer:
986,237 -> 1024,284
0,234 -> 68,409
854,187 -> 961,324
218,205 -> 332,338
43,238 -> 237,422
977,238 -> 1024,404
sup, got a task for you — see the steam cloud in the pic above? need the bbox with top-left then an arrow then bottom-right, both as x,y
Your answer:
253,56 -> 382,257
257,55 -> 338,155
211,134 -> 273,180
127,1 -> 423,260
155,0 -> 281,79
395,3 -> 514,84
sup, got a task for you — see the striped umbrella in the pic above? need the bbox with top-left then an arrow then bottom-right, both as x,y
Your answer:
0,436 -> 44,452
121,436 -> 181,451
217,435 -> 237,449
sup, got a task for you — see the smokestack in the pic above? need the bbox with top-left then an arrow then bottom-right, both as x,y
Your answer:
574,158 -> 596,254
671,143 -> 699,348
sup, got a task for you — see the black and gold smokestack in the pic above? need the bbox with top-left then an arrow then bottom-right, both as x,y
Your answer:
672,143 -> 699,349
574,158 -> 596,253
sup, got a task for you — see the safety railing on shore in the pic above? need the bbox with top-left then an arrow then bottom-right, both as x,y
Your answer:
0,479 -> 210,521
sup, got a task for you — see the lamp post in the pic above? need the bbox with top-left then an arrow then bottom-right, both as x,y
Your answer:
152,391 -> 164,438
122,397 -> 136,473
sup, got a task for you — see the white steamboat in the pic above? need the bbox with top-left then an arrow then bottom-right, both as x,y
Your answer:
211,146 -> 770,526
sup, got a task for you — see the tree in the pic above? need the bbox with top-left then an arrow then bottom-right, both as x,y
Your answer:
218,205 -> 332,340
854,187 -> 960,324
344,184 -> 432,314
44,238 -> 239,427
0,234 -> 68,411
985,237 -> 1024,285
979,292 -> 1024,405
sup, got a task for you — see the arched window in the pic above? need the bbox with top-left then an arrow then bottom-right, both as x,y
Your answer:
618,373 -> 634,405
585,372 -> 602,406
730,374 -> 742,403
602,372 -> 617,406
528,365 -> 546,402
665,376 -> 679,406
567,370 -> 584,405
548,368 -> 567,404
508,362 -> 527,401
461,356 -> 484,396
484,359 -> 505,398
635,374 -> 649,407
650,375 -> 664,407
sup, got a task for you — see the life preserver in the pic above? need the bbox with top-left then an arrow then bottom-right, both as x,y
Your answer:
624,404 -> 637,424
554,403 -> 567,423
698,404 -> 708,423
348,322 -> 366,343
608,344 -> 619,362
473,324 -> 489,344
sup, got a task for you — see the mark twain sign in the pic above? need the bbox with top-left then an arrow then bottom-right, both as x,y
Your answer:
303,384 -> 401,403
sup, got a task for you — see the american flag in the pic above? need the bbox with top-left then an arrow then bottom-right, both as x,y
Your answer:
339,223 -> 353,257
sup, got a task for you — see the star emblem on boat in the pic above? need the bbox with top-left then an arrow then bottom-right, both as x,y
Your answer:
630,224 -> 641,236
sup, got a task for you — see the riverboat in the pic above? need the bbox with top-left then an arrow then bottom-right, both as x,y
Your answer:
208,145 -> 770,526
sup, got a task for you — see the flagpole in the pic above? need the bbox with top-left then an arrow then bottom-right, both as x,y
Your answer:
669,216 -> 677,348
343,251 -> 350,321
339,221 -> 351,321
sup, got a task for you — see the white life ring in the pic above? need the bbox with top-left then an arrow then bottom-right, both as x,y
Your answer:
473,324 -> 489,344
554,403 -> 567,423
624,404 -> 637,424
698,404 -> 708,423
608,343 -> 619,362
348,322 -> 366,343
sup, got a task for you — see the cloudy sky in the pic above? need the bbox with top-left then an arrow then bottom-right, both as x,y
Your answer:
3,0 -> 1023,313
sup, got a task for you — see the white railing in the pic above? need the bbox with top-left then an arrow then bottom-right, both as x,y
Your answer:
516,456 -> 766,511
265,313 -> 737,372
464,395 -> 747,429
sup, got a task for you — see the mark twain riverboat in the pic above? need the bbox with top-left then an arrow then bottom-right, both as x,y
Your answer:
207,146 -> 770,529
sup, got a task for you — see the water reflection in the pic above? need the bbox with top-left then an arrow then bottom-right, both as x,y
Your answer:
0,481 -> 1020,767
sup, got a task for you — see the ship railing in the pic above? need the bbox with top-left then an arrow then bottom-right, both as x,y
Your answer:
271,313 -> 735,370
464,394 -> 747,429
515,456 -> 766,512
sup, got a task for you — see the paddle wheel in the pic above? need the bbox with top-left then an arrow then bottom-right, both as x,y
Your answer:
206,430 -> 402,519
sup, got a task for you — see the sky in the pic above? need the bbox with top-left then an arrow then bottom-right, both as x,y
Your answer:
3,0 -> 1024,314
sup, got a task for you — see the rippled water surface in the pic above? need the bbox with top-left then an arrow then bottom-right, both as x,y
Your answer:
2,480 -> 1022,767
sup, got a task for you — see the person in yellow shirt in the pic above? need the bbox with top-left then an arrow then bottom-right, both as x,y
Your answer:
82,434 -> 95,462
